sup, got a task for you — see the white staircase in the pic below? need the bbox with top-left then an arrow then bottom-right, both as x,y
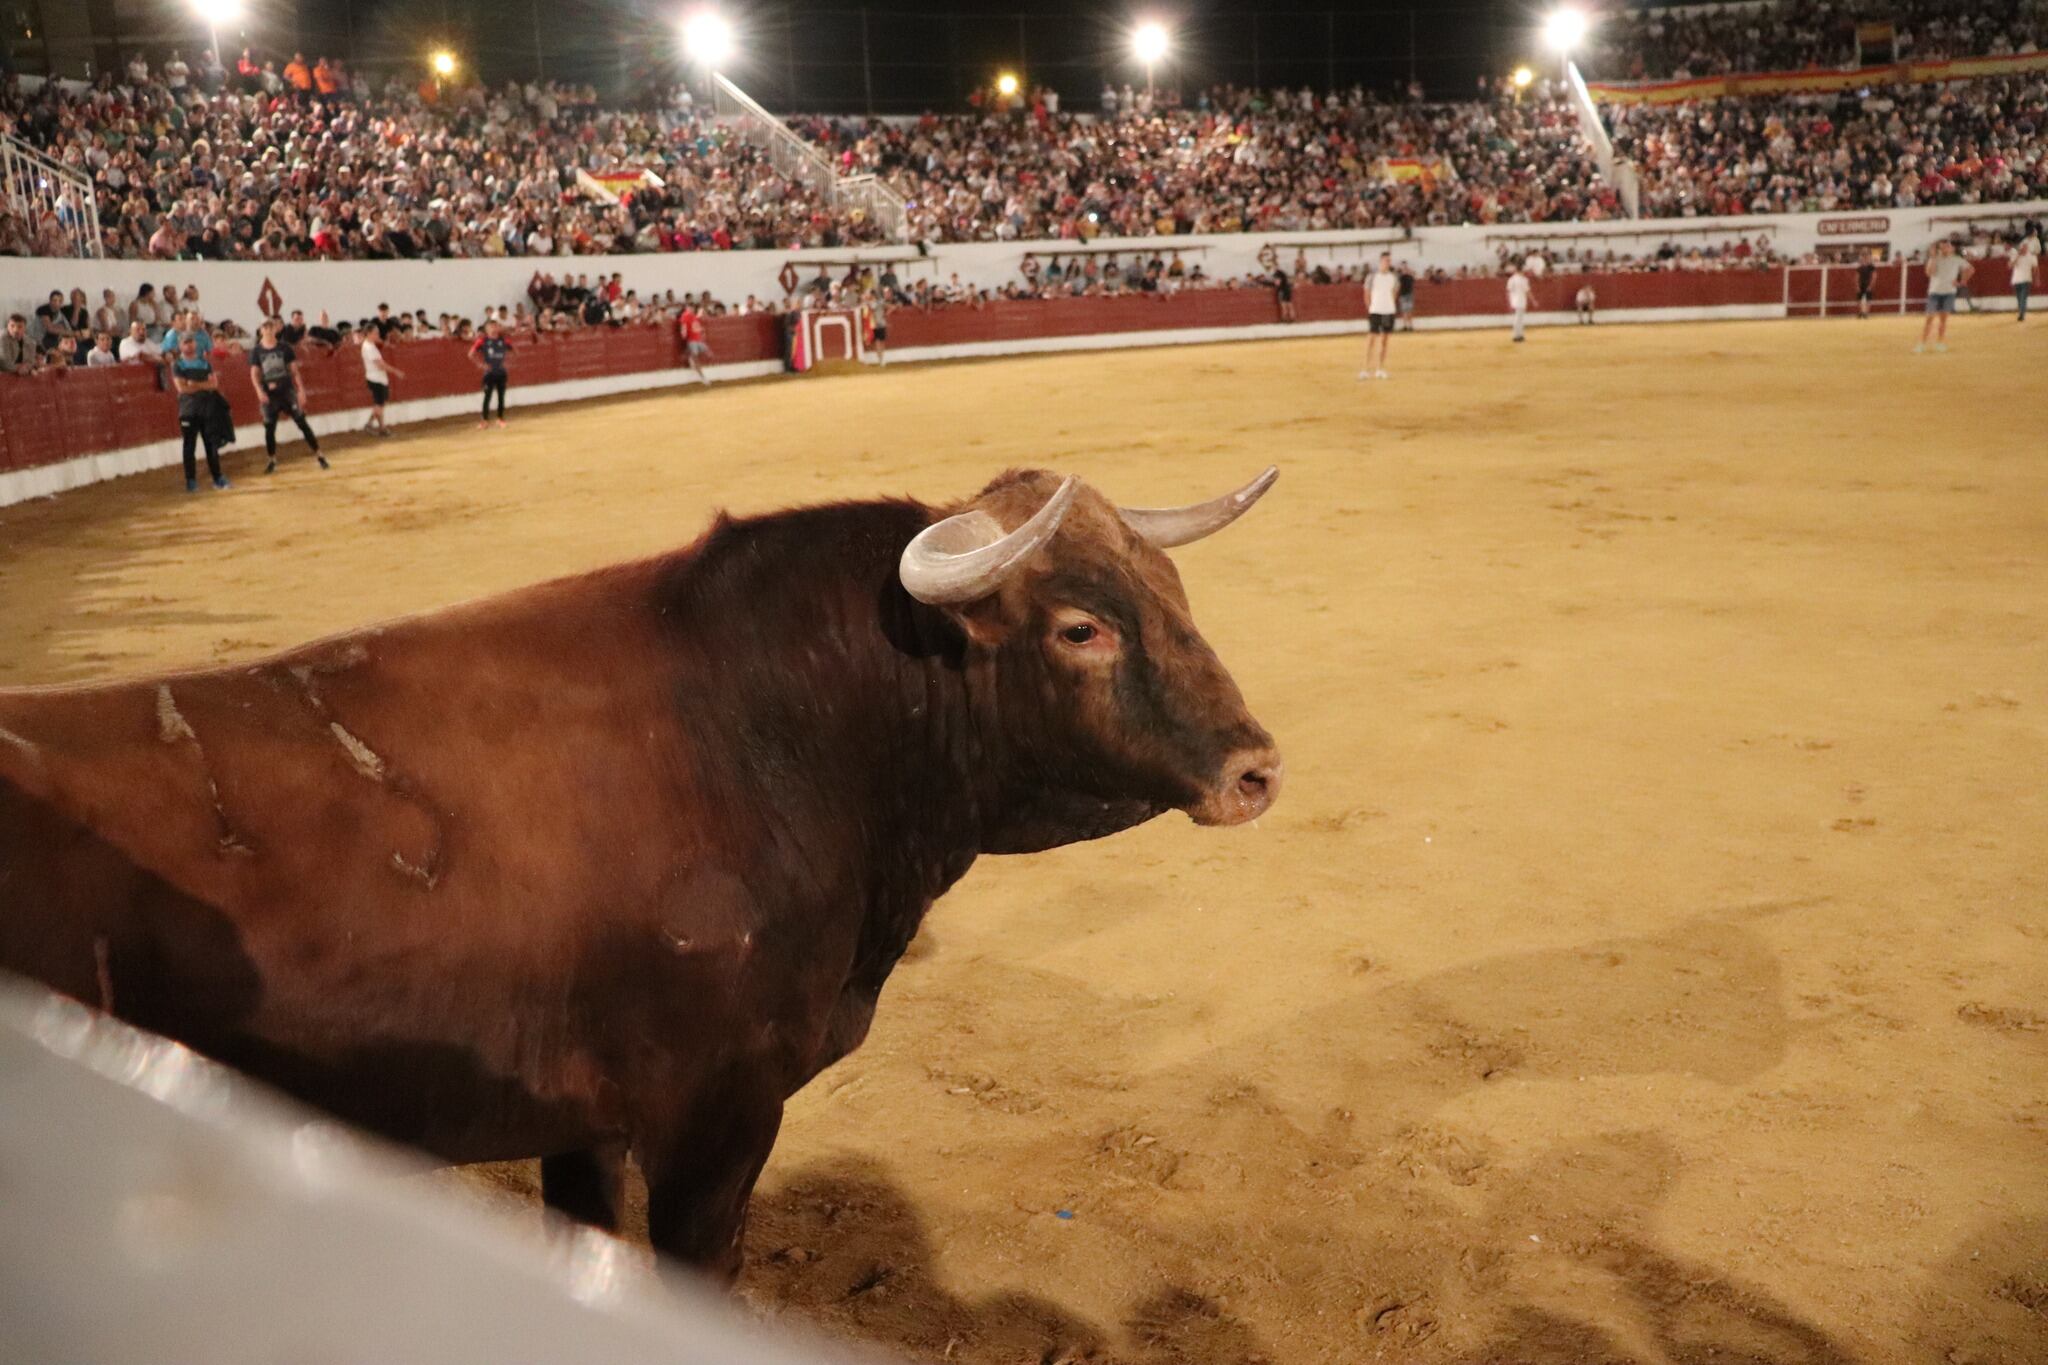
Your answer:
710,74 -> 907,240
0,130 -> 103,258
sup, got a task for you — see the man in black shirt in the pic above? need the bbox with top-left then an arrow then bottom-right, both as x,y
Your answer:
279,310 -> 308,346
1856,249 -> 1878,320
33,290 -> 73,360
247,318 -> 327,474
372,303 -> 401,341
580,291 -> 611,327
470,318 -> 511,429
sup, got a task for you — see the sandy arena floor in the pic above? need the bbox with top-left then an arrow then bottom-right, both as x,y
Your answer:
2,318 -> 2044,1364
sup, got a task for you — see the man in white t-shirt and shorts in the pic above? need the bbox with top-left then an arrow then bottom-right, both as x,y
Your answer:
360,330 -> 405,437
1915,240 -> 1973,353
2010,236 -> 2036,323
1359,251 -> 1399,380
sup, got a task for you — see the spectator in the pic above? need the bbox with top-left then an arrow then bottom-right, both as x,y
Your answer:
85,331 -> 120,366
119,320 -> 162,363
0,314 -> 39,373
32,290 -> 73,359
283,52 -> 314,101
170,332 -> 231,492
92,288 -> 123,338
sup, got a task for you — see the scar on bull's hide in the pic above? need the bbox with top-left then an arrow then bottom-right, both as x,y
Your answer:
391,852 -> 438,889
329,722 -> 388,783
155,684 -> 196,744
154,685 -> 257,857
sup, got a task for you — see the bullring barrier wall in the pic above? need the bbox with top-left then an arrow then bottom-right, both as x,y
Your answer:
0,258 -> 2023,508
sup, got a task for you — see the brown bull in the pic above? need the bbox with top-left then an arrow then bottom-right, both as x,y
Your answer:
0,468 -> 1282,1278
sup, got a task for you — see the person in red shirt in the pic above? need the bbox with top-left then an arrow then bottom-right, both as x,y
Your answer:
678,303 -> 713,385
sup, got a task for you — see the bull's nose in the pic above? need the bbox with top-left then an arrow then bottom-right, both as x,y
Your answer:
1192,746 -> 1284,826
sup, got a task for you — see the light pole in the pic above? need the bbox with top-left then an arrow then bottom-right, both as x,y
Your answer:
1544,7 -> 1590,83
1133,21 -> 1169,99
191,0 -> 243,68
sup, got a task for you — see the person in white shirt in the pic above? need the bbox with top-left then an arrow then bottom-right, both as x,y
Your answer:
1358,251 -> 1399,380
1525,250 -> 1547,278
119,321 -> 161,363
1507,264 -> 1533,342
1575,282 -> 1596,325
2010,241 -> 2036,323
85,331 -> 120,366
359,331 -> 405,438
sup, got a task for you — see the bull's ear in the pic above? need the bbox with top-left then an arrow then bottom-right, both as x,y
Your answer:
900,478 -> 1077,606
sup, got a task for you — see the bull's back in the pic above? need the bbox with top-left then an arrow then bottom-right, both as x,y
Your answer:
0,572 -> 719,1152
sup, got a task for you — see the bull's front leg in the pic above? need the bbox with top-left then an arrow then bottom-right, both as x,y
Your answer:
638,1083 -> 785,1283
540,1142 -> 628,1231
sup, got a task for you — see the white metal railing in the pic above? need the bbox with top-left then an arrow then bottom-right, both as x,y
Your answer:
0,131 -> 102,259
711,74 -> 906,240
1564,61 -> 1640,219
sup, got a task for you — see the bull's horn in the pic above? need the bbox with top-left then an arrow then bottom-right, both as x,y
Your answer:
900,477 -> 1079,605
1119,466 -> 1279,548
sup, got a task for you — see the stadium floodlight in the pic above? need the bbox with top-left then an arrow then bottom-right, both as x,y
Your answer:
682,10 -> 735,69
995,71 -> 1020,98
1134,20 -> 1170,95
1134,21 -> 1170,65
430,50 -> 458,79
1543,7 -> 1589,52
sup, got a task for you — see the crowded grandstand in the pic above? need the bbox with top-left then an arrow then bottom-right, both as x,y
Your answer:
0,0 -> 2041,265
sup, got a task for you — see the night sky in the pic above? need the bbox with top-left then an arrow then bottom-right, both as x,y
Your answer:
154,0 -> 1558,112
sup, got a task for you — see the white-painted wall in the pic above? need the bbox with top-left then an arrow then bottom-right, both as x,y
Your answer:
10,202 -> 2039,328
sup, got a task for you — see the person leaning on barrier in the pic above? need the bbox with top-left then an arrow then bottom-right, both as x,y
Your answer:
0,315 -> 40,375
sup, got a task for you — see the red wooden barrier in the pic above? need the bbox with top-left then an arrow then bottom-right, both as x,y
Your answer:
0,266 -> 2018,483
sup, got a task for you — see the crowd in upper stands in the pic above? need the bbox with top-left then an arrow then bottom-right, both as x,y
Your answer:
1585,0 -> 2044,82
0,53 -> 887,262
0,0 -> 2042,263
797,82 -> 1619,238
1613,73 -> 2047,215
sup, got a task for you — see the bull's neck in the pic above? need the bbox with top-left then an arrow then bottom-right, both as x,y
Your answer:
645,502 -> 1000,969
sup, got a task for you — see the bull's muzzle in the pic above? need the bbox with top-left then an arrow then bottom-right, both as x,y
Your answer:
1189,744 -> 1285,826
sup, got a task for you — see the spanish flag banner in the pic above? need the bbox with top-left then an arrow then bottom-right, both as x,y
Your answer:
1374,156 -> 1454,187
574,167 -> 667,204
1586,49 -> 2048,104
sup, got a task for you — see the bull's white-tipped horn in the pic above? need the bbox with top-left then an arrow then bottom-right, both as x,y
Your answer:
1119,466 -> 1279,549
900,477 -> 1079,605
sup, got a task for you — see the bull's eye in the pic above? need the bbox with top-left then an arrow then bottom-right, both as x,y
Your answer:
1060,623 -> 1098,646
